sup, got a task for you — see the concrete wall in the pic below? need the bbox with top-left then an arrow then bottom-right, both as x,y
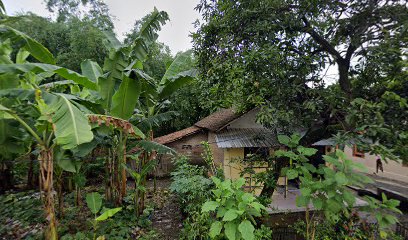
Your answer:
208,131 -> 224,166
343,145 -> 408,183
223,148 -> 272,195
155,131 -> 208,176
227,109 -> 263,129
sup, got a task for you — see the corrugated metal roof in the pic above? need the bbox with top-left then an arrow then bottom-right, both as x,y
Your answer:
215,128 -> 278,148
312,138 -> 336,146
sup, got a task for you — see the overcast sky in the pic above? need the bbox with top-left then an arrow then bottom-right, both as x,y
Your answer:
4,0 -> 202,54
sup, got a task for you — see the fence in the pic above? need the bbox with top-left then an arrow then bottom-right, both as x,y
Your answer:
396,222 -> 408,240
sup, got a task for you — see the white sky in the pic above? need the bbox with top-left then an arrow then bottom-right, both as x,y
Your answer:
4,0 -> 202,55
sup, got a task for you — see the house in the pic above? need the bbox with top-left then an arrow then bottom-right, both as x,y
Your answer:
312,139 -> 408,183
155,108 -> 408,188
153,108 -> 242,176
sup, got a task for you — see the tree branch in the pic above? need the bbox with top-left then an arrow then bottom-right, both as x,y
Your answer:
301,16 -> 343,61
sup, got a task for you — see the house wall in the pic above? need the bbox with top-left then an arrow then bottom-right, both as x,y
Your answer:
208,131 -> 224,166
223,148 -> 273,195
155,131 -> 208,177
343,145 -> 408,183
227,109 -> 263,129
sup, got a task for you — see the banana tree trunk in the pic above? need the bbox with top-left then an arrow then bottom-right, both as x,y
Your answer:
105,148 -> 113,202
27,146 -> 36,189
120,133 -> 127,202
39,147 -> 58,240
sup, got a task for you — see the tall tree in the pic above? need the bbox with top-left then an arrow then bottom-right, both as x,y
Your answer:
44,0 -> 114,30
193,0 -> 408,160
8,13 -> 108,72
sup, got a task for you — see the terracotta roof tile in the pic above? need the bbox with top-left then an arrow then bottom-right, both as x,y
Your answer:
154,126 -> 203,145
194,108 -> 241,132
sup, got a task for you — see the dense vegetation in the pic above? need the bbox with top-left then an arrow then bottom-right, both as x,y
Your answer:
193,0 -> 408,160
0,0 -> 407,239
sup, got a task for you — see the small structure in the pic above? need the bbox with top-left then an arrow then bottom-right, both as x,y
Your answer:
153,108 -> 242,176
313,139 -> 408,183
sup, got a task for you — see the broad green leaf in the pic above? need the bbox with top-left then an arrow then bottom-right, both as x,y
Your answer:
300,187 -> 311,197
81,60 -> 102,83
277,135 -> 291,146
56,157 -> 77,173
0,103 -> 14,119
290,133 -> 302,144
343,190 -> 356,207
133,140 -> 175,155
297,146 -> 318,156
234,178 -> 246,188
161,50 -> 194,82
296,195 -> 309,207
110,73 -> 141,120
250,202 -> 266,212
138,7 -> 169,43
103,31 -> 122,50
209,221 -> 222,239
16,49 -> 30,64
136,111 -> 179,132
86,192 -> 102,214
222,209 -> 238,221
242,193 -> 255,203
158,69 -> 197,100
238,220 -> 255,240
224,222 -> 237,240
0,26 -> 55,64
49,94 -> 94,149
0,63 -> 97,90
202,201 -> 219,213
95,207 -> 122,221
312,198 -> 323,210
335,172 -> 347,185
286,169 -> 298,180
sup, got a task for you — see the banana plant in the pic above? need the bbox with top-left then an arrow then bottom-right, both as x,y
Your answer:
0,25 -> 95,240
86,192 -> 122,240
78,8 -> 195,205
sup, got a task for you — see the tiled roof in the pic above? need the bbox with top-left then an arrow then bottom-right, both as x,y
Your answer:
194,108 -> 241,132
154,126 -> 203,145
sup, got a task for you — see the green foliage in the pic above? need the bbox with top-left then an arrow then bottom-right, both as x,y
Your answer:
86,192 -> 102,215
170,155 -> 213,213
8,14 -> 109,72
193,0 -> 408,162
201,177 -> 268,240
277,134 -> 402,239
293,212 -> 377,240
0,25 -> 55,64
362,193 -> 402,238
0,191 -> 44,238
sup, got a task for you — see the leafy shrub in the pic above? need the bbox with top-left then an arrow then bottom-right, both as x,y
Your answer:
170,155 -> 213,213
293,211 -> 378,240
0,191 -> 44,239
202,177 -> 270,240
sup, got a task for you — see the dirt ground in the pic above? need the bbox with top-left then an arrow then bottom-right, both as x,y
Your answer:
146,178 -> 183,240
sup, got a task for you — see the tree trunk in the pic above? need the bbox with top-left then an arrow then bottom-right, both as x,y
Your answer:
56,172 -> 64,218
39,148 -> 58,240
0,162 -> 13,192
105,148 -> 113,202
27,146 -> 36,189
120,134 -> 127,202
337,59 -> 352,100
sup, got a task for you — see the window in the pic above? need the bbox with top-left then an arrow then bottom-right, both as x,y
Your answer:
182,144 -> 192,150
244,147 -> 269,161
352,145 -> 364,158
